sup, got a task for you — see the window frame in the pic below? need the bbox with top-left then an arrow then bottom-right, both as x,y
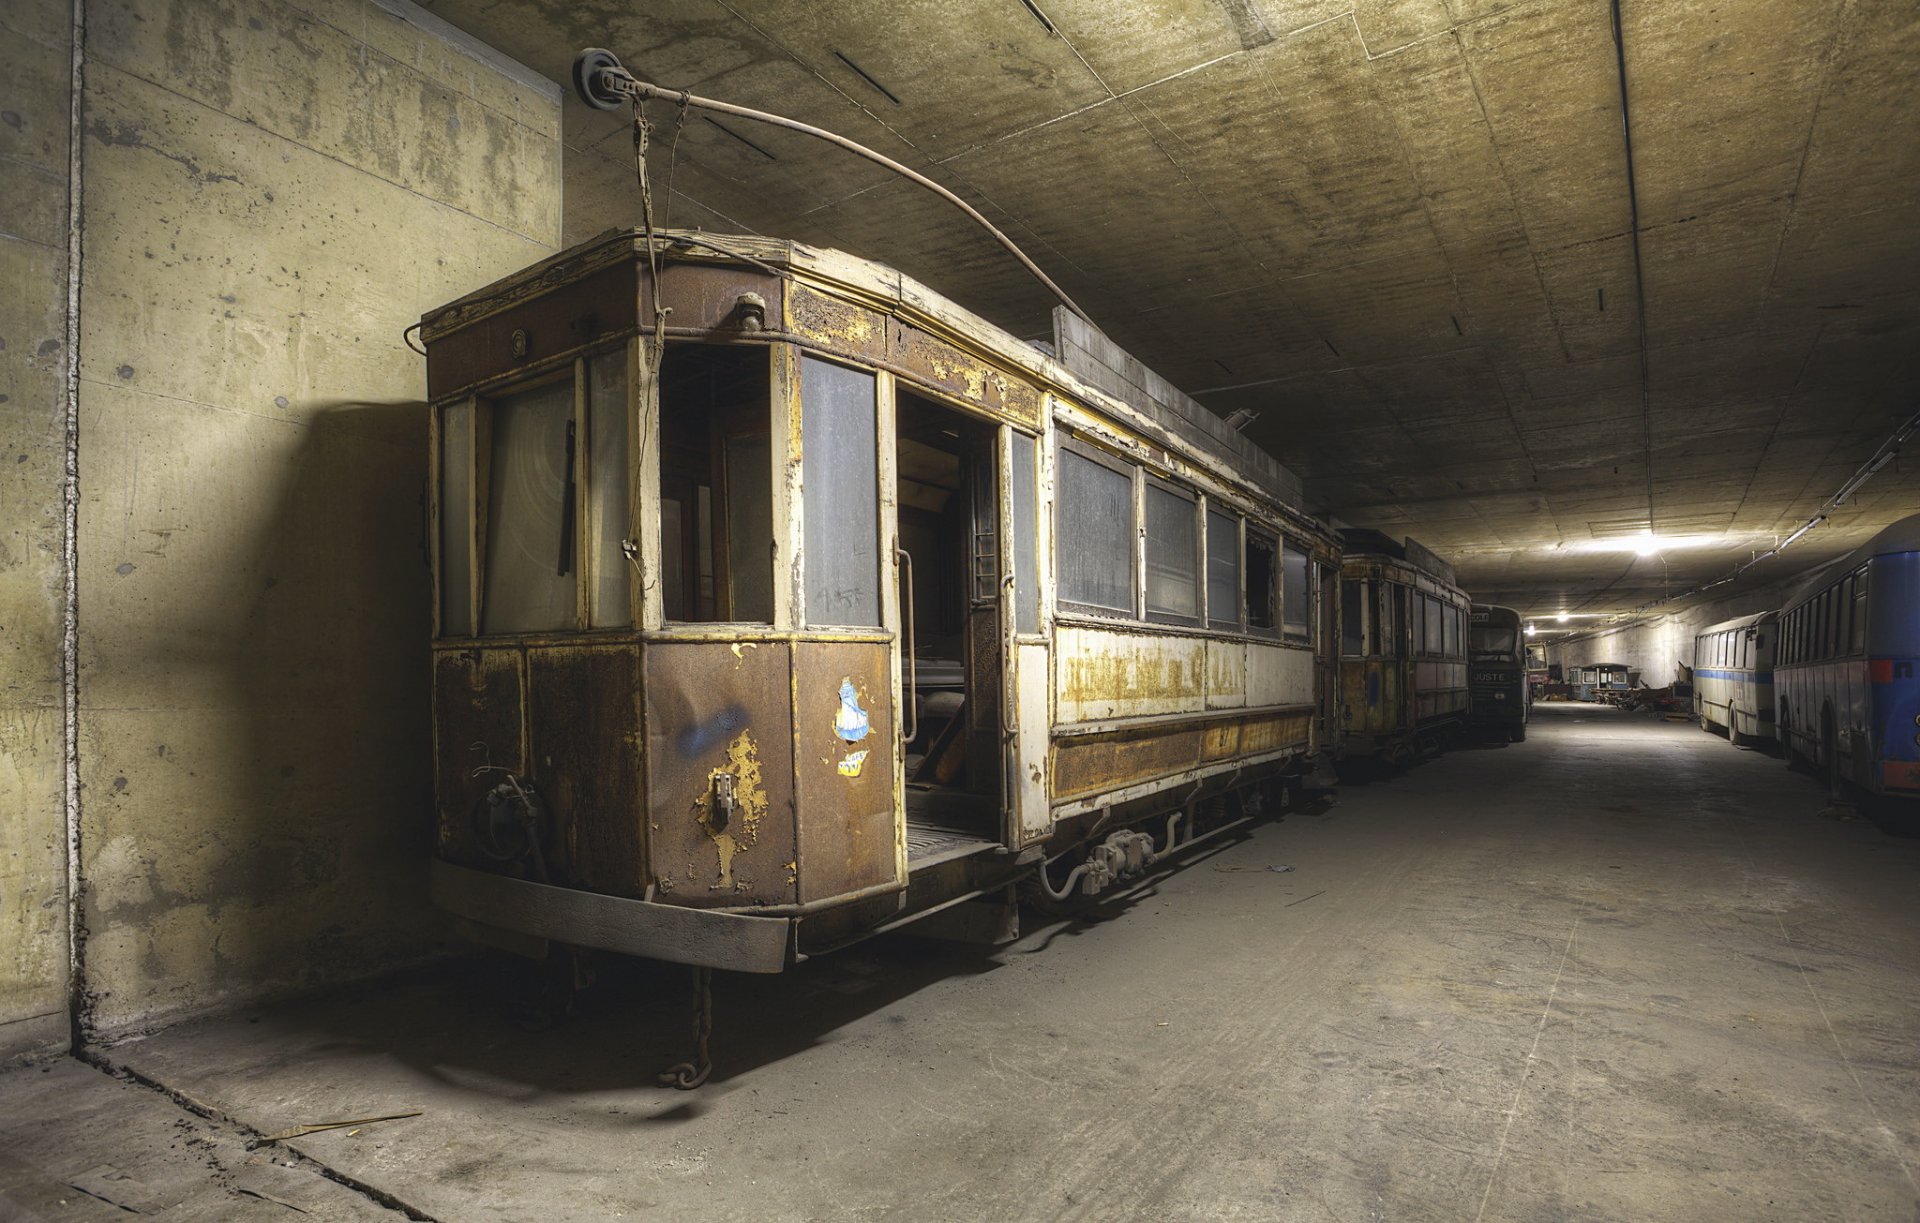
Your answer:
1053,437 -> 1140,622
1141,474 -> 1202,627
1244,526 -> 1281,638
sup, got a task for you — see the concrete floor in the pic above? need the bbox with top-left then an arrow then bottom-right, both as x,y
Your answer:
7,702 -> 1919,1221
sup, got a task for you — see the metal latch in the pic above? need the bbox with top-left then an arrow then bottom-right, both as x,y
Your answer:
709,770 -> 738,831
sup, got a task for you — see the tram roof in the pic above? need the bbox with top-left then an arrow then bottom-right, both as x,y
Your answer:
426,228 -> 1317,527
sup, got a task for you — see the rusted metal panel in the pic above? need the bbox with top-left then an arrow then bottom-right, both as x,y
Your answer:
653,262 -> 787,335
1245,641 -> 1314,707
431,859 -> 790,973
644,640 -> 798,908
888,319 -> 1042,427
433,646 -> 525,869
1051,726 -> 1204,800
426,260 -> 637,399
1212,713 -> 1310,759
526,645 -> 645,897
1055,625 -> 1206,723
792,642 -> 900,904
786,281 -> 886,362
1205,639 -> 1248,709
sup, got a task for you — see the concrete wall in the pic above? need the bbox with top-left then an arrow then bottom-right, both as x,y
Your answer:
1545,576 -> 1803,688
67,0 -> 560,1036
0,0 -> 76,1063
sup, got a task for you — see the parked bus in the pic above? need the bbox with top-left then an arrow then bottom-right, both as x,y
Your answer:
1335,530 -> 1470,766
1468,605 -> 1530,742
1692,611 -> 1777,748
1776,514 -> 1920,801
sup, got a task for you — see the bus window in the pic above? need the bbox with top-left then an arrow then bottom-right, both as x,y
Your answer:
1282,541 -> 1311,643
800,355 -> 880,628
1206,510 -> 1240,629
1341,579 -> 1363,657
1246,530 -> 1277,631
1852,571 -> 1869,654
660,344 -> 773,624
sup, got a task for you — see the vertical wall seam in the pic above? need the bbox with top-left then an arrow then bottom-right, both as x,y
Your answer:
63,0 -> 87,1053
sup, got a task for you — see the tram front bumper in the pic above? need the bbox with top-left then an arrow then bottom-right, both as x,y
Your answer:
429,858 -> 791,973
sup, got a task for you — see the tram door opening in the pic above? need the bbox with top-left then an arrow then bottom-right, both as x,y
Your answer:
894,389 -> 1003,842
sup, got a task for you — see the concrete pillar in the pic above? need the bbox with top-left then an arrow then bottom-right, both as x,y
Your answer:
0,0 -> 77,1064
66,0 -> 562,1037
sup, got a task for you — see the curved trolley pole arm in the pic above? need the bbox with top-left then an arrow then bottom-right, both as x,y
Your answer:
572,48 -> 1094,327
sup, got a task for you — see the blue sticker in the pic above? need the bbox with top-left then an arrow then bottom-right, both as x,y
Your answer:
834,679 -> 871,743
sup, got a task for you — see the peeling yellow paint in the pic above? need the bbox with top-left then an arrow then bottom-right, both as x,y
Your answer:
694,728 -> 768,890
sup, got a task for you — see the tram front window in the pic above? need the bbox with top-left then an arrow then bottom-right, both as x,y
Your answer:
658,344 -> 774,624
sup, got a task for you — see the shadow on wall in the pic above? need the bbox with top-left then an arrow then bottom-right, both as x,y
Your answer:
82,401 -> 450,1033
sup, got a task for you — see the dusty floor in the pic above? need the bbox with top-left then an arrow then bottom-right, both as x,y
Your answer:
6,703 -> 1919,1221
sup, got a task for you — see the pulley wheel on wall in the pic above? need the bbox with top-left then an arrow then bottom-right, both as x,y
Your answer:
573,48 -> 629,110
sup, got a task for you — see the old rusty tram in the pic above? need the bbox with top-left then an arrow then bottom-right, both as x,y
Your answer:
1335,529 -> 1471,766
421,230 -> 1339,973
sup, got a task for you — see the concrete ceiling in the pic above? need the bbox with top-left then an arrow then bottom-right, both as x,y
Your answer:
421,0 -> 1920,620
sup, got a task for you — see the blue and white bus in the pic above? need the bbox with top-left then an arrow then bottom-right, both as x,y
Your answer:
1775,514 -> 1920,800
1692,611 -> 1776,748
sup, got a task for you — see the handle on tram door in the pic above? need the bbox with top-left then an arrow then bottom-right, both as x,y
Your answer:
1001,572 -> 1018,738
896,546 -> 916,746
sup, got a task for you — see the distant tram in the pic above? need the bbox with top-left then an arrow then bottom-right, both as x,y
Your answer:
1335,530 -> 1470,766
1692,611 -> 1777,748
1468,604 -> 1530,742
1775,514 -> 1920,801
420,230 -> 1340,973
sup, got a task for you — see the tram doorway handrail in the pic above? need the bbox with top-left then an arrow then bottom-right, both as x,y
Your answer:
897,545 -> 917,746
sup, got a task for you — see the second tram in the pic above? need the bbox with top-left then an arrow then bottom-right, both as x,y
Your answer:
1335,530 -> 1470,766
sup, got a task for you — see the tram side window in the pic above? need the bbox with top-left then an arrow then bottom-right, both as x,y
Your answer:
1423,595 -> 1442,657
1058,447 -> 1134,614
1246,530 -> 1277,631
1281,541 -> 1311,643
1144,483 -> 1199,622
801,356 -> 881,627
1372,582 -> 1397,658
1443,602 -> 1460,658
480,377 -> 576,635
1207,510 -> 1241,629
659,344 -> 774,624
1341,579 -> 1363,656
439,403 -> 474,635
